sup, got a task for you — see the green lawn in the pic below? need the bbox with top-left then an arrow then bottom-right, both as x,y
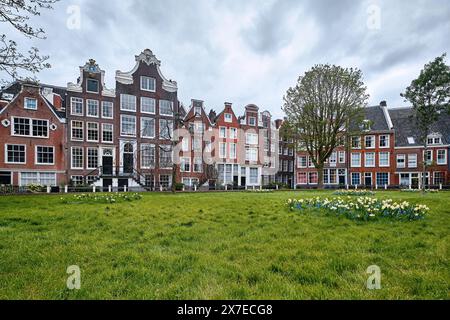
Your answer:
0,191 -> 448,300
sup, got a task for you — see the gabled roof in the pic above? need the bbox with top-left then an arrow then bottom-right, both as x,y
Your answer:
363,105 -> 391,131
389,107 -> 450,147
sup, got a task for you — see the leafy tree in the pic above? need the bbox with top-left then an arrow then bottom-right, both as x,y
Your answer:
401,54 -> 450,191
0,0 -> 58,81
283,64 -> 369,188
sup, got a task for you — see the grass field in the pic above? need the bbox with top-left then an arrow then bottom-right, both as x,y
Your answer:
0,190 -> 448,300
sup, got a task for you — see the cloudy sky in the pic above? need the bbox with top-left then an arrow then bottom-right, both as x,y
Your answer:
1,0 -> 449,118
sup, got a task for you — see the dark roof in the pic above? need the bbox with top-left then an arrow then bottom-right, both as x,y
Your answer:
389,107 -> 450,147
364,105 -> 390,131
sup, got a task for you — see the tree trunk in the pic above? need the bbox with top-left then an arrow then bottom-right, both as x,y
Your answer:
422,145 -> 427,194
317,165 -> 324,189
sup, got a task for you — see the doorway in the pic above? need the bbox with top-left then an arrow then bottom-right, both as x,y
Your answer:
364,173 -> 372,187
123,143 -> 134,175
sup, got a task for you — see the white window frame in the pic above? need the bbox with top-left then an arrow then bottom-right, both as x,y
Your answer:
140,144 -> 155,169
101,123 -> 114,143
141,117 -> 155,139
101,101 -> 114,119
35,145 -> 55,165
86,122 -> 99,142
379,152 -> 390,167
140,76 -> 156,92
5,144 -> 26,164
70,97 -> 83,116
12,117 -> 49,138
24,97 -> 37,110
71,147 -> 84,170
379,135 -> 390,148
86,99 -> 99,118
70,120 -> 84,141
351,153 -> 361,168
219,142 -> 227,158
120,94 -> 137,112
219,127 -> 227,138
437,149 -> 447,165
120,114 -> 136,137
364,135 -> 375,149
86,147 -> 99,170
229,143 -> 237,159
364,152 -> 375,168
229,127 -> 237,139
180,157 -> 191,172
159,100 -> 174,116
408,154 -> 417,168
396,154 -> 406,169
338,151 -> 346,164
224,113 -> 232,123
140,97 -> 156,114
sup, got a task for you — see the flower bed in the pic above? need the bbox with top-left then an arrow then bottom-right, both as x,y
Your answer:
333,189 -> 375,196
286,196 -> 429,221
61,193 -> 143,204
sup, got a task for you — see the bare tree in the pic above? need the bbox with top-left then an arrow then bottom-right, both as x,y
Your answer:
0,0 -> 58,81
283,64 -> 369,188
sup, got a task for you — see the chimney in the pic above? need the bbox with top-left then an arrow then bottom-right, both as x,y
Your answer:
275,119 -> 283,129
380,101 -> 387,107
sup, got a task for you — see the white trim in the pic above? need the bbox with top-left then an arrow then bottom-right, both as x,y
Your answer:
436,149 -> 448,165
120,94 -> 137,112
35,145 -> 55,166
11,116 -> 49,139
24,97 -> 37,110
70,120 -> 84,142
86,99 -> 99,118
120,114 -> 137,137
5,144 -> 26,164
140,76 -> 156,92
101,123 -> 114,144
86,122 -> 99,142
140,96 -> 156,115
101,100 -> 114,119
379,151 -> 390,167
379,134 -> 390,149
364,135 -> 376,149
364,152 -> 375,168
71,146 -> 84,170
86,147 -> 99,170
141,117 -> 156,139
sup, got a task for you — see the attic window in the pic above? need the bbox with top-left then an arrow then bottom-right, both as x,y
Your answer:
427,134 -> 442,145
407,137 -> 415,144
24,97 -> 37,110
360,119 -> 372,131
224,113 -> 232,123
86,79 -> 99,93
195,106 -> 202,116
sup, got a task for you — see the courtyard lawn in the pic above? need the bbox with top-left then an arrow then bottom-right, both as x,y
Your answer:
0,191 -> 448,300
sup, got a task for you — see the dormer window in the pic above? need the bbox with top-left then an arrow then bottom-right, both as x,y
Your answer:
224,113 -> 232,123
86,79 -> 99,93
141,76 -> 156,92
427,134 -> 442,145
407,137 -> 415,144
360,119 -> 372,131
24,97 -> 37,110
195,106 -> 202,116
249,117 -> 256,126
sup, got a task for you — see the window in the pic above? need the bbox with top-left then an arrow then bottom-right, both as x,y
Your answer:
71,121 -> 83,141
121,115 -> 136,136
13,117 -> 30,136
246,133 -> 258,145
86,79 -> 99,93
102,101 -> 113,118
351,153 -> 361,167
21,172 -> 56,186
424,150 -> 433,165
246,147 -> 258,161
249,117 -> 256,126
229,143 -> 237,159
230,128 -> 237,139
309,172 -> 318,184
376,173 -> 389,186
379,135 -> 390,148
159,175 -> 171,188
141,117 -> 155,138
219,142 -> 227,158
141,97 -> 156,114
298,156 -> 307,168
36,146 -> 54,165
351,172 -> 361,185
159,119 -> 173,139
436,149 -> 447,165
141,144 -> 155,169
194,106 -> 202,116
329,152 -> 337,166
427,135 -> 442,145
397,154 -> 406,168
249,168 -> 258,184
180,157 -> 191,172
71,176 -> 84,186
205,141 -> 212,153
87,148 -> 98,169
298,172 -> 307,184
181,138 -> 189,152
159,100 -> 173,116
379,152 -> 390,167
140,76 -> 156,92
32,119 -> 48,137
87,122 -> 99,142
24,97 -> 37,110
102,123 -> 113,143
219,127 -> 227,138
407,137 -> 415,144
338,151 -> 346,163
12,117 -> 48,138
193,158 -> 203,173
365,136 -> 375,149
351,136 -> 361,149
225,113 -> 232,123
71,97 -> 83,115
408,154 -> 417,168
434,172 -> 444,185
120,94 -> 136,111
87,100 -> 99,117
71,147 -> 83,169
364,152 -> 375,167
6,144 -> 25,163
159,145 -> 172,168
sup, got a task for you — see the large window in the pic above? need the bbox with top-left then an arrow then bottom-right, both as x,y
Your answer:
141,117 -> 155,138
21,172 -> 56,186
246,133 -> 258,145
87,148 -> 98,169
71,147 -> 83,169
408,154 -> 417,168
351,172 -> 361,185
224,113 -> 232,123
434,172 -> 444,185
13,118 -> 48,138
120,94 -> 136,112
159,145 -> 172,168
6,144 -> 25,163
219,127 -> 227,138
141,144 -> 155,169
71,97 -> 83,115
338,151 -> 346,163
24,97 -> 37,110
298,172 -> 307,184
141,76 -> 156,92
102,101 -> 113,118
246,147 -> 258,161
376,173 -> 389,186
71,120 -> 83,141
379,135 -> 390,148
32,119 -> 48,137
249,168 -> 258,184
87,122 -> 99,142
351,136 -> 361,149
102,123 -> 113,143
351,153 -> 361,167
159,175 -> 171,188
13,117 -> 30,136
365,136 -> 375,149
364,152 -> 375,167
86,79 -> 99,93
229,143 -> 237,159
159,100 -> 173,116
219,142 -> 227,158
424,150 -> 433,165
36,146 -> 54,165
437,149 -> 447,165
121,115 -> 136,136
193,157 -> 202,173
159,119 -> 173,140
298,156 -> 307,168
379,152 -> 390,167
141,97 -> 156,114
87,99 -> 99,117
397,154 -> 406,168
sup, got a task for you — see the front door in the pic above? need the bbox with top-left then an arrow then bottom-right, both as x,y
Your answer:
338,169 -> 346,186
241,176 -> 246,187
364,173 -> 372,187
102,156 -> 113,175
123,143 -> 134,175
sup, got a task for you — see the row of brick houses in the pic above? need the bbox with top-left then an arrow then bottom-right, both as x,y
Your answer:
0,49 -> 449,189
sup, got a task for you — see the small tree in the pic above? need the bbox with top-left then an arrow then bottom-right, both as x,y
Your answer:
283,64 -> 369,188
0,0 -> 58,81
401,54 -> 450,191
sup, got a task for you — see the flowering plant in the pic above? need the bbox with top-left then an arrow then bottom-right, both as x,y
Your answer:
333,189 -> 375,196
61,193 -> 143,204
286,196 -> 429,221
